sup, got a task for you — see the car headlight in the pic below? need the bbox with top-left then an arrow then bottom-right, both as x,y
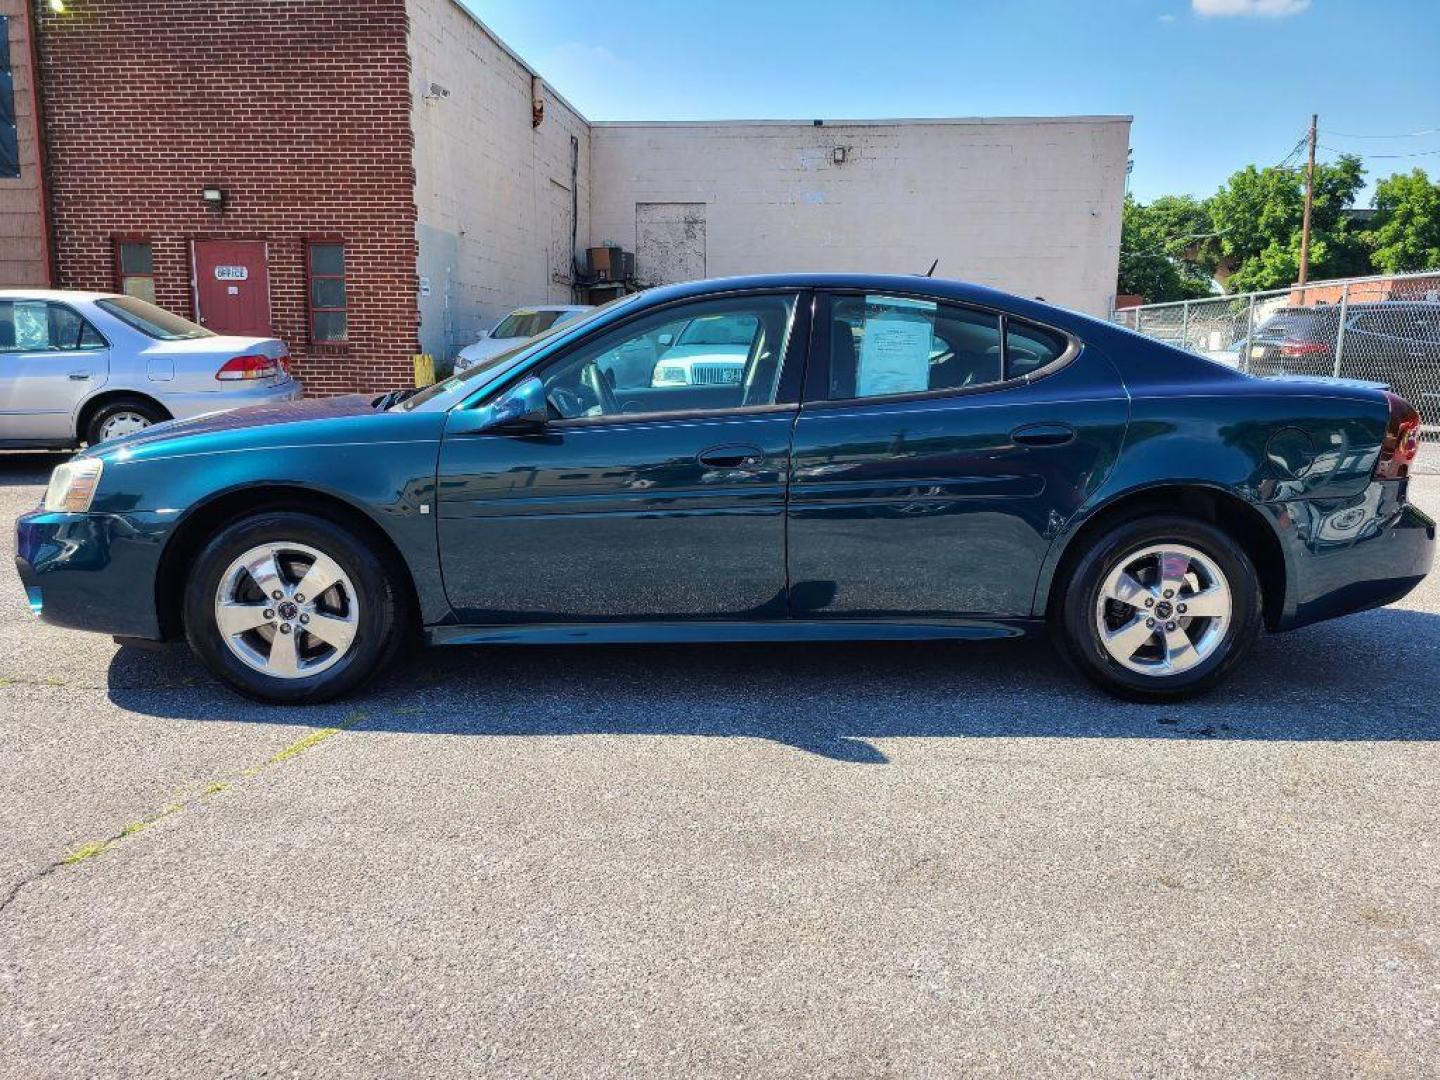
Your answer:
43,458 -> 104,513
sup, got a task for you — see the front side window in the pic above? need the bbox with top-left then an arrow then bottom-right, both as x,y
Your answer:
307,242 -> 347,343
1351,308 -> 1440,344
116,240 -> 155,302
538,293 -> 798,421
0,301 -> 106,352
97,295 -> 213,340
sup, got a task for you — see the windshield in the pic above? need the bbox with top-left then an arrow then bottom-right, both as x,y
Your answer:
96,296 -> 215,340
394,295 -> 639,412
492,309 -> 571,339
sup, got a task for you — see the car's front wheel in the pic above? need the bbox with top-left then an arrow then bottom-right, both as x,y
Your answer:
184,512 -> 406,703
1054,515 -> 1262,701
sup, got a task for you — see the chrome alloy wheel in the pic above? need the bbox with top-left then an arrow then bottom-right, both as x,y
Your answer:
1094,543 -> 1232,677
98,411 -> 153,441
213,542 -> 359,679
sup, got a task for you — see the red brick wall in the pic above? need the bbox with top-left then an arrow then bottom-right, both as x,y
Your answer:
35,0 -> 418,396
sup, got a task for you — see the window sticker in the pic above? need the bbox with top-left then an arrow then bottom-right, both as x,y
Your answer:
856,295 -> 937,397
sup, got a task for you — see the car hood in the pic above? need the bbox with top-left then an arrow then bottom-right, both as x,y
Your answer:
658,345 -> 750,364
87,393 -> 442,463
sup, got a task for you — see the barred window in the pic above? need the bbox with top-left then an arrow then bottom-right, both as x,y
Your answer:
116,241 -> 155,303
0,16 -> 20,179
307,242 -> 347,344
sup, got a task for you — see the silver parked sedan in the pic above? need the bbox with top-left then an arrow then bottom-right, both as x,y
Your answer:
0,289 -> 303,447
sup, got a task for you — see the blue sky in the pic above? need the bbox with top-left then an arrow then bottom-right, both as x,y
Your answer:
467,0 -> 1440,205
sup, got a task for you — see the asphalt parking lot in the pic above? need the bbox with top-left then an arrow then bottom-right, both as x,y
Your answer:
2,451 -> 1438,1079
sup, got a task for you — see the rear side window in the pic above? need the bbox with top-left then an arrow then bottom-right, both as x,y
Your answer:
1005,320 -> 1067,379
0,301 -> 106,352
829,295 -> 1003,400
826,295 -> 1070,400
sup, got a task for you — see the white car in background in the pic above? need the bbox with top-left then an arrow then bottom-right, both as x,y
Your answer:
453,304 -> 593,373
592,311 -> 761,390
0,290 -> 301,448
648,312 -> 757,386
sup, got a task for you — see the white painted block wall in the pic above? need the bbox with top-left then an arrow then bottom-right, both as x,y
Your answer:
408,0 -> 591,360
407,3 -> 1130,358
590,118 -> 1130,317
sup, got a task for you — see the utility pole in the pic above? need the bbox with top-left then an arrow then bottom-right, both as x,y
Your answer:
1298,113 -> 1317,286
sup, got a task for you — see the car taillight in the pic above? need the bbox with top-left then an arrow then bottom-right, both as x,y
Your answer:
276,352 -> 292,375
216,354 -> 279,381
1375,391 -> 1421,481
1278,339 -> 1330,357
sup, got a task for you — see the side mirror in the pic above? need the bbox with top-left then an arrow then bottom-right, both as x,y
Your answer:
448,376 -> 548,435
657,332 -> 674,347
490,376 -> 548,429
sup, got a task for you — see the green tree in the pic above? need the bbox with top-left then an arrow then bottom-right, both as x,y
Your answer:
1369,169 -> 1440,273
1118,194 -> 1215,303
1208,154 -> 1368,291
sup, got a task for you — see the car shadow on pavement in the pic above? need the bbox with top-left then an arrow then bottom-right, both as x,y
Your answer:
0,452 -> 71,483
105,605 -> 1440,762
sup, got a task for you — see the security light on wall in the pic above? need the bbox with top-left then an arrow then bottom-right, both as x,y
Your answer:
201,187 -> 225,209
832,147 -> 847,165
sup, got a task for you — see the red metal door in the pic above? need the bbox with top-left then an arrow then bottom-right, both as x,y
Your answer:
192,240 -> 272,336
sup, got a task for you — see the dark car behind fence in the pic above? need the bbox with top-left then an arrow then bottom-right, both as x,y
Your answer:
1114,271 -> 1440,472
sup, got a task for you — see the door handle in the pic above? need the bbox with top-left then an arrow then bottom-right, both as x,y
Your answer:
68,371 -> 92,381
697,444 -> 766,469
1011,422 -> 1075,447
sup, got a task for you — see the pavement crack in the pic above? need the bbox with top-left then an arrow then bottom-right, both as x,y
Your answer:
0,708 -> 371,921
0,859 -> 66,917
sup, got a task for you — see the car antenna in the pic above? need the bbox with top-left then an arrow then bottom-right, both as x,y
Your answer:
923,259 -> 939,278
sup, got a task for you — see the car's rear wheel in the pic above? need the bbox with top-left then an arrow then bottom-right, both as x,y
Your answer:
184,512 -> 404,703
1054,515 -> 1262,701
85,397 -> 168,445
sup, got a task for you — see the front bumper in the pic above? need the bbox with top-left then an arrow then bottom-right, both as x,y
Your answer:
15,510 -> 171,639
1275,482 -> 1436,630
159,378 -> 304,421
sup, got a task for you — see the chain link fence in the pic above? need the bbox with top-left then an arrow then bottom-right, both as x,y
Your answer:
1114,270 -> 1440,473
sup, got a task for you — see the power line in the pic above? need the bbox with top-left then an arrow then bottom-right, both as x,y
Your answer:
1319,145 -> 1440,159
1325,126 -> 1440,139
1275,131 -> 1310,170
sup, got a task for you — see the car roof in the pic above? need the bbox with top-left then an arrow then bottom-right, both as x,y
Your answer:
505,304 -> 592,313
0,288 -> 117,303
624,273 -> 1100,334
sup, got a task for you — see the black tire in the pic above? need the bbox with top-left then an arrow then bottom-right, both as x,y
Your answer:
183,511 -> 407,704
1053,515 -> 1263,702
84,396 -> 169,446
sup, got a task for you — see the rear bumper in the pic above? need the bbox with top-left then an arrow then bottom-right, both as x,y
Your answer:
14,510 -> 171,639
1274,482 -> 1435,631
160,378 -> 303,421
